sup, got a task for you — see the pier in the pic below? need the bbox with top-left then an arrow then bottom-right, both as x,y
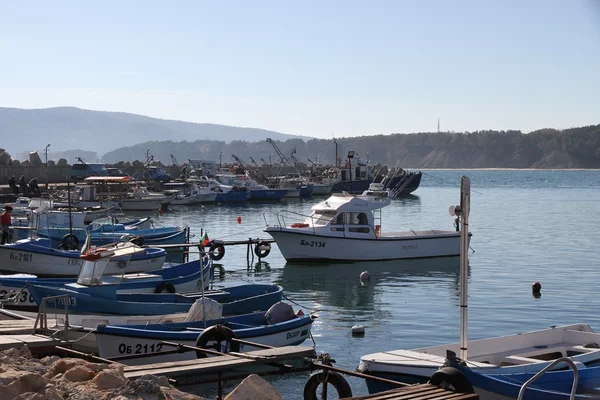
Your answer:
345,384 -> 479,399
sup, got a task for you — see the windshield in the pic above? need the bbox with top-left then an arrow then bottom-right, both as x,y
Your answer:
77,254 -> 132,285
311,210 -> 338,225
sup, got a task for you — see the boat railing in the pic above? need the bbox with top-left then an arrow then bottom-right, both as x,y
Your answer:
263,210 -> 318,234
33,294 -> 71,344
517,356 -> 579,400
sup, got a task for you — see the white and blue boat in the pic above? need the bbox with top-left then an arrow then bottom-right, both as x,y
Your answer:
0,255 -> 212,313
440,353 -> 600,399
0,238 -> 166,277
27,282 -> 283,317
92,303 -> 315,365
38,225 -> 187,248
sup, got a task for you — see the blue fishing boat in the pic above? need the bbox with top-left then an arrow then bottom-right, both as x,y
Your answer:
0,238 -> 166,277
92,302 -> 315,365
1,253 -> 212,313
28,282 -> 283,316
38,225 -> 187,248
440,353 -> 600,399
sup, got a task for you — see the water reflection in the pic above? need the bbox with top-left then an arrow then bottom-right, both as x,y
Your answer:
275,256 -> 463,312
391,193 -> 421,207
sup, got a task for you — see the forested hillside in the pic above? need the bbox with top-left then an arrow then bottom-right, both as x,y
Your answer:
103,124 -> 600,169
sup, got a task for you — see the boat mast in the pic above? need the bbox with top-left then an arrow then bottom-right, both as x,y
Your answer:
459,176 -> 470,361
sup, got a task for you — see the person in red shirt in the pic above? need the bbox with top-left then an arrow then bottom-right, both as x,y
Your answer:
1,205 -> 12,244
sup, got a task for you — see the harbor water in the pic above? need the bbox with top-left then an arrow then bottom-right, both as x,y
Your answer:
136,169 -> 600,399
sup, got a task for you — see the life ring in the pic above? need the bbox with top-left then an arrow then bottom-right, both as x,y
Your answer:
290,223 -> 309,228
209,242 -> 225,261
303,371 -> 352,400
58,234 -> 80,250
428,367 -> 474,393
154,282 -> 176,294
195,324 -> 240,358
254,241 -> 271,258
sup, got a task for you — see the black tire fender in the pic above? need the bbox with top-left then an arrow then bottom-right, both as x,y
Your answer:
59,234 -> 80,250
154,282 -> 176,294
303,371 -> 352,400
428,367 -> 474,394
195,324 -> 240,358
254,241 -> 271,258
209,242 -> 225,261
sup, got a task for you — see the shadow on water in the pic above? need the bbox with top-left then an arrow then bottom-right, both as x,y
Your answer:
274,256 -> 464,311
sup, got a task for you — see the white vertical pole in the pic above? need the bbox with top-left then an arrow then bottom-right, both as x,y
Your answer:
459,175 -> 470,361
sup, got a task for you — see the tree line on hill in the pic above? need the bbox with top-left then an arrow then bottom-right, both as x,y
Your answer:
102,124 -> 600,169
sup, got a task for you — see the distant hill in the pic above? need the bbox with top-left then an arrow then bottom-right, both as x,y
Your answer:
103,124 -> 600,168
0,107 -> 308,157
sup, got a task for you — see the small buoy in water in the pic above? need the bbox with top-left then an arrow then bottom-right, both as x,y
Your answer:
351,325 -> 365,336
360,271 -> 371,282
532,281 -> 542,293
237,216 -> 242,224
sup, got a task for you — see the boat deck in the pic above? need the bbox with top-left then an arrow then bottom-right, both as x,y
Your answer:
345,383 -> 479,399
380,229 -> 458,237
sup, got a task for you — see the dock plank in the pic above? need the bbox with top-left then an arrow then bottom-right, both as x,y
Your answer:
345,383 -> 478,399
123,345 -> 315,379
0,334 -> 62,350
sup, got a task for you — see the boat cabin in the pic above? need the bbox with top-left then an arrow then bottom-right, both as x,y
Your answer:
298,184 -> 391,237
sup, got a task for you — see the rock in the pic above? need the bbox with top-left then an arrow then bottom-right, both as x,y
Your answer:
63,365 -> 97,382
2,372 -> 49,399
13,394 -> 46,400
41,356 -> 61,366
44,385 -> 65,400
224,374 -> 282,400
91,368 -> 126,390
44,358 -> 108,379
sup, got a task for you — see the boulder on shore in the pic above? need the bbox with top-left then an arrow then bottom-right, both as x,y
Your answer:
0,348 -> 284,400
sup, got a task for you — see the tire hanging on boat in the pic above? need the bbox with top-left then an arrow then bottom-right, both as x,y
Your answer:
209,242 -> 225,261
154,282 -> 176,294
428,367 -> 474,394
303,371 -> 352,400
254,241 -> 271,258
195,324 -> 240,358
58,234 -> 80,250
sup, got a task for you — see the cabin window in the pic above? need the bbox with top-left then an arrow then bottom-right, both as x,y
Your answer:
349,227 -> 370,233
331,213 -> 345,225
312,210 -> 338,225
348,212 -> 368,225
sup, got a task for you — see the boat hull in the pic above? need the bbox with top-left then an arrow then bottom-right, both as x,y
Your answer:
264,229 -> 467,261
0,239 -> 166,277
94,312 -> 314,365
247,189 -> 287,201
0,259 -> 210,311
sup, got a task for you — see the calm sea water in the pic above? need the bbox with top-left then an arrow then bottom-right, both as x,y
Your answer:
141,169 -> 600,399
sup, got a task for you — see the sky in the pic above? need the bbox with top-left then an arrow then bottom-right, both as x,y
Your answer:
1,0 -> 599,139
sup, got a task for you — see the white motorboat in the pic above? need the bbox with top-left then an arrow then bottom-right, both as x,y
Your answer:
164,182 -> 218,205
264,183 -> 468,262
357,176 -> 600,395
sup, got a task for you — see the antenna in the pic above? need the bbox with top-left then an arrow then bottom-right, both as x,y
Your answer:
437,118 -> 440,133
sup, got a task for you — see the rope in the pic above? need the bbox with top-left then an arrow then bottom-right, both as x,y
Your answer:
215,224 -> 268,240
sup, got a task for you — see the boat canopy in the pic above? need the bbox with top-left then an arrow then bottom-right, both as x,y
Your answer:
84,176 -> 132,183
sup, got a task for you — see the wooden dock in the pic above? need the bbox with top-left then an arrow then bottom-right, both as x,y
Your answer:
122,345 -> 316,385
0,316 -> 63,352
345,383 -> 479,399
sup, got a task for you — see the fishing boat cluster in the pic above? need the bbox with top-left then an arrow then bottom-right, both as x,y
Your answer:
1,174 -> 598,400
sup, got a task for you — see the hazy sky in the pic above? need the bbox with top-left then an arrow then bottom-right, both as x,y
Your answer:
1,1 -> 599,139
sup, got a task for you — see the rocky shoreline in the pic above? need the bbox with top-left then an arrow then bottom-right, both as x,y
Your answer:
1,347 -> 283,400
